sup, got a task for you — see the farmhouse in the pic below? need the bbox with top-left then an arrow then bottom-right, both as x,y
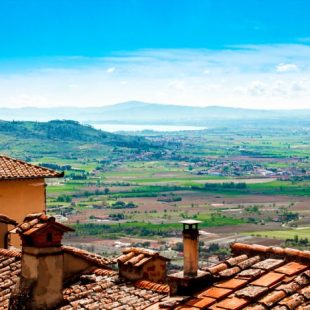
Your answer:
0,155 -> 63,247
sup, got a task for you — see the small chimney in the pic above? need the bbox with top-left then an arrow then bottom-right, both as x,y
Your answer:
9,213 -> 74,310
168,220 -> 209,296
181,220 -> 201,277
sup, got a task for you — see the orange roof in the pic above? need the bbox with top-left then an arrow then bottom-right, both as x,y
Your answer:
117,247 -> 170,267
0,155 -> 64,180
171,243 -> 310,309
11,212 -> 74,236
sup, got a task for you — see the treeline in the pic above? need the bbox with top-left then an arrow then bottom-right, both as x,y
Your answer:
191,182 -> 247,191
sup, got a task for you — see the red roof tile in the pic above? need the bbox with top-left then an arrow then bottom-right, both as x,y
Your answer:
251,271 -> 285,287
180,243 -> 310,310
216,296 -> 249,310
0,155 -> 63,180
275,262 -> 308,276
116,247 -> 169,268
186,297 -> 216,308
215,278 -> 248,290
11,213 -> 74,236
196,287 -> 232,299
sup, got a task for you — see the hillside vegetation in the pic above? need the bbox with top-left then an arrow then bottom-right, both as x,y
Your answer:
0,120 -> 157,160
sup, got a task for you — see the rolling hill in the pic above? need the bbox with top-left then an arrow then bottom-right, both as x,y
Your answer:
0,120 -> 158,160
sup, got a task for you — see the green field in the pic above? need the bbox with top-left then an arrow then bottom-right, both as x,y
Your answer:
246,228 -> 310,240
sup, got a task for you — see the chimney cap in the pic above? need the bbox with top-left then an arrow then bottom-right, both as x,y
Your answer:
179,220 -> 202,225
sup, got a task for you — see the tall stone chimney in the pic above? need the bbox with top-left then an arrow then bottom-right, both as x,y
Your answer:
181,220 -> 200,277
9,213 -> 74,310
168,220 -> 209,295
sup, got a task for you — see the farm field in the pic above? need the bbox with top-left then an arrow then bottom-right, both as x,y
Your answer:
32,124 -> 310,255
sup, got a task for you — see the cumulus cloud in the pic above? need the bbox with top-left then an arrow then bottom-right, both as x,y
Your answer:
276,63 -> 299,73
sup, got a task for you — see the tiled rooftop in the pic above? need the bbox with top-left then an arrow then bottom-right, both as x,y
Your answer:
11,212 -> 74,236
0,155 -> 63,180
174,243 -> 310,309
0,249 -> 21,310
60,269 -> 168,310
63,245 -> 113,268
2,241 -> 310,309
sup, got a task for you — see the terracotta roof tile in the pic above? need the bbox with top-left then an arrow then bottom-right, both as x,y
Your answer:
275,262 -> 308,276
251,271 -> 285,287
219,266 -> 241,278
215,296 -> 249,310
237,268 -> 264,280
252,259 -> 284,271
186,297 -> 216,308
300,286 -> 310,299
237,256 -> 261,270
134,280 -> 169,294
117,247 -> 169,268
208,262 -> 228,275
0,155 -> 63,180
259,290 -> 286,307
276,280 -> 301,294
215,278 -> 248,290
226,255 -> 248,267
244,304 -> 267,310
235,285 -> 268,299
0,248 -> 21,308
196,287 -> 232,299
11,213 -> 74,236
278,293 -> 305,309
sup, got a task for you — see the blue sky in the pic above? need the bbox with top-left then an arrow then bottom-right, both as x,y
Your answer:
0,0 -> 310,109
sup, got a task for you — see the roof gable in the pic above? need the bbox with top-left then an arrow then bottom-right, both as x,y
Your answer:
0,155 -> 64,180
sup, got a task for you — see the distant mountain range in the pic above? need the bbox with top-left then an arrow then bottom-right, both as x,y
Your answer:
1,101 -> 310,126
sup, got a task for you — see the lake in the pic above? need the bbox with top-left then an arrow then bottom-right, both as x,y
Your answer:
91,123 -> 206,132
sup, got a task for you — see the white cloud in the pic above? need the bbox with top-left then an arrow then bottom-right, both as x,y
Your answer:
247,81 -> 266,96
168,80 -> 186,90
276,63 -> 299,73
106,67 -> 116,73
1,45 -> 310,109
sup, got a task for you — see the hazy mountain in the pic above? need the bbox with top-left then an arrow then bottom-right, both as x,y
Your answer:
1,101 -> 310,125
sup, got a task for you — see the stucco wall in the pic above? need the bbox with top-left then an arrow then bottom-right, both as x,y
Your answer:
142,258 -> 167,283
21,247 -> 64,309
119,257 -> 167,283
0,178 -> 46,247
63,252 -> 93,280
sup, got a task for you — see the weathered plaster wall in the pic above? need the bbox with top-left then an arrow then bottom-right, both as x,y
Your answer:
21,247 -> 64,309
119,258 -> 167,283
0,178 -> 45,247
63,253 -> 93,280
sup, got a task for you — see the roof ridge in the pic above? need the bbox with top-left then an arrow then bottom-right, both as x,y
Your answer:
62,245 -> 113,268
231,242 -> 310,260
0,155 -> 64,180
